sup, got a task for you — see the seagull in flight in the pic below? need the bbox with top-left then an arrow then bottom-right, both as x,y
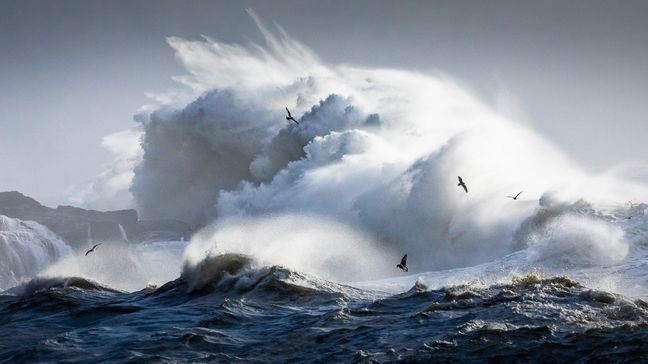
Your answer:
85,243 -> 102,256
506,191 -> 523,200
457,176 -> 468,193
285,107 -> 299,124
397,254 -> 408,272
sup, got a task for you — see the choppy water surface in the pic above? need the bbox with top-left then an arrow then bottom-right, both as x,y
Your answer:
1,254 -> 647,363
2,201 -> 648,362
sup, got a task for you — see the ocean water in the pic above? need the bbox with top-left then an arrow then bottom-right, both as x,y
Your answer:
0,255 -> 646,363
1,203 -> 647,363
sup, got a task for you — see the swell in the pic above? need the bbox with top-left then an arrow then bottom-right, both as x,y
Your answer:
1,268 -> 646,363
7,276 -> 121,297
147,253 -> 364,307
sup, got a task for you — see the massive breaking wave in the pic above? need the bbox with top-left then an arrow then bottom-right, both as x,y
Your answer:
68,10 -> 648,291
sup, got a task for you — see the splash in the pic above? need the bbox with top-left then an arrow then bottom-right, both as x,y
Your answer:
118,223 -> 129,242
184,214 -> 394,283
0,215 -> 72,290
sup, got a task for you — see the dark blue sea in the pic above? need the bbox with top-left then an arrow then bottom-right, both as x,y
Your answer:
1,253 -> 647,363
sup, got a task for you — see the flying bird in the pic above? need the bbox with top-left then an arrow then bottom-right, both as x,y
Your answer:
397,254 -> 408,272
85,243 -> 102,256
285,107 -> 299,124
507,191 -> 523,200
457,176 -> 468,193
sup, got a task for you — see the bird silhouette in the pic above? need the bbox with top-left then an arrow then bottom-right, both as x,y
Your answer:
507,191 -> 523,200
457,176 -> 468,193
397,254 -> 408,272
85,243 -> 102,256
285,107 -> 299,124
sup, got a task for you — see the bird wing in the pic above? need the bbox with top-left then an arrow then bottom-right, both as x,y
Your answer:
515,191 -> 523,199
85,249 -> 92,256
458,176 -> 463,183
462,184 -> 468,193
285,107 -> 292,118
400,254 -> 407,266
93,243 -> 102,250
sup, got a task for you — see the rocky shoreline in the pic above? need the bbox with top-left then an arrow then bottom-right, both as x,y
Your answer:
0,191 -> 192,249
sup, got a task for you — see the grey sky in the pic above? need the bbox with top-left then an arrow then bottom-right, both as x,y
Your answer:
1,0 -> 647,207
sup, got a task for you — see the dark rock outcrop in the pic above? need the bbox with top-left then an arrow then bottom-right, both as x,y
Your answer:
0,191 -> 192,250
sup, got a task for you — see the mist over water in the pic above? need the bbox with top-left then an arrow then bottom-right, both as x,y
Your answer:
40,240 -> 186,292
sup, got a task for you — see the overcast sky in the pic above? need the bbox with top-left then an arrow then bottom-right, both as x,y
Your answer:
1,0 -> 647,207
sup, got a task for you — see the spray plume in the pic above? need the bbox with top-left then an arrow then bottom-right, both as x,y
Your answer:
76,10 -> 648,282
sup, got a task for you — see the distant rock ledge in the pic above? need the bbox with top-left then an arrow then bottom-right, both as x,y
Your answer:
0,191 -> 192,249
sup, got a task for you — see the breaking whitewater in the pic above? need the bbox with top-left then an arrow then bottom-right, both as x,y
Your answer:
2,12 -> 648,362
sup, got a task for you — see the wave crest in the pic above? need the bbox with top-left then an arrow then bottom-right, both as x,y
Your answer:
7,276 -> 120,298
